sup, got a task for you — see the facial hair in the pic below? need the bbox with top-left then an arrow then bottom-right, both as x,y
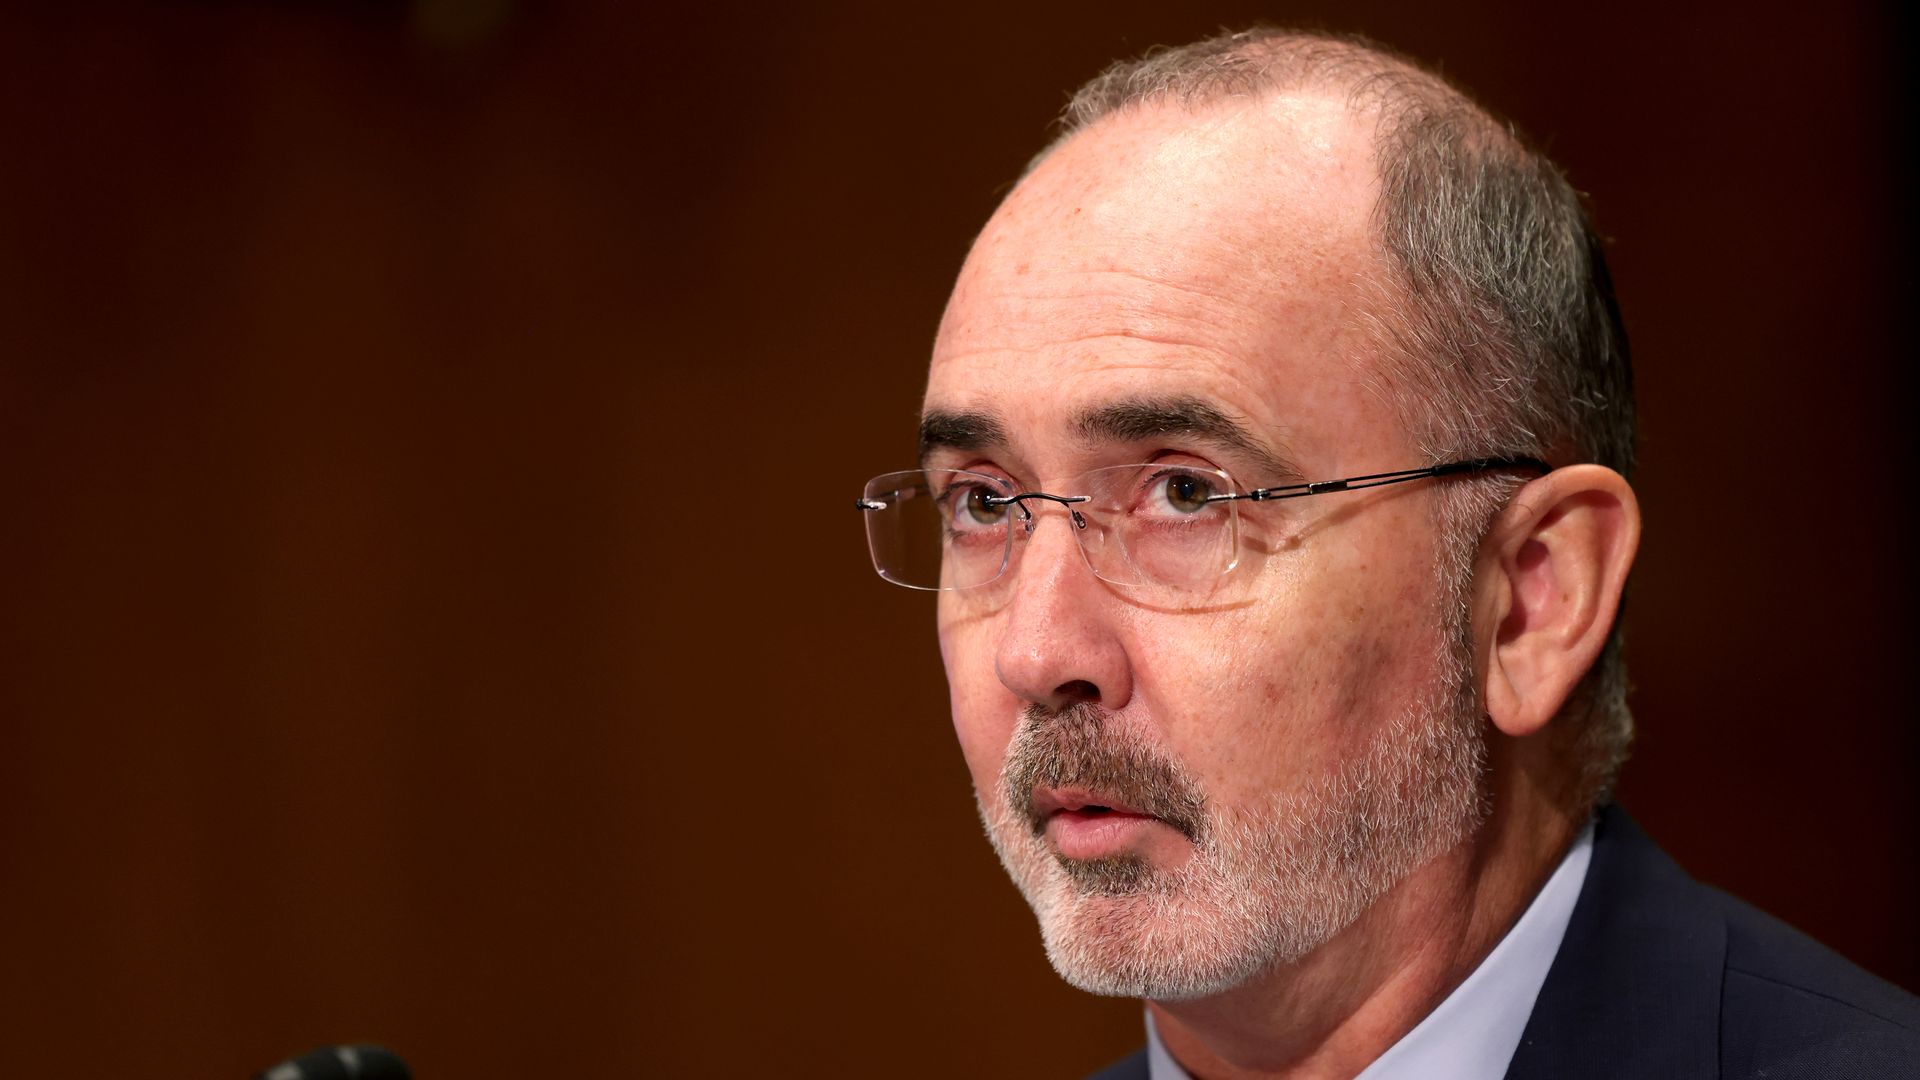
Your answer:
975,641 -> 1487,1002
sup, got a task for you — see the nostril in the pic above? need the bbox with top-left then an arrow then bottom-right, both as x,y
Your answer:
1054,679 -> 1101,705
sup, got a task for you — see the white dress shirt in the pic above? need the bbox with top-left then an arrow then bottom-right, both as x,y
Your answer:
1146,822 -> 1595,1080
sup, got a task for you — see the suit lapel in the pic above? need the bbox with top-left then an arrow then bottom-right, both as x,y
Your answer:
1503,807 -> 1723,1080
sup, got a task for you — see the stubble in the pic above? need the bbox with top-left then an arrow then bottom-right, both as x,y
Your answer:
976,644 -> 1487,1001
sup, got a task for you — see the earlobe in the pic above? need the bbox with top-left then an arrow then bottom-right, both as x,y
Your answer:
1477,466 -> 1640,739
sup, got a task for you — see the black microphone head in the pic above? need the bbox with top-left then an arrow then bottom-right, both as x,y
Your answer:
254,1044 -> 410,1080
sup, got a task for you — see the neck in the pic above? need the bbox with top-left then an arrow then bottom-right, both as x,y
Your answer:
1149,760 -> 1582,1080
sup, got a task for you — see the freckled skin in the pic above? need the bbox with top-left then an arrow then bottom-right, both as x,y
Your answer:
930,94 -> 1452,852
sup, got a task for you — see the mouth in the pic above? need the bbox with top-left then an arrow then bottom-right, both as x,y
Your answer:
999,703 -> 1207,866
1031,786 -> 1156,823
1029,786 -> 1188,862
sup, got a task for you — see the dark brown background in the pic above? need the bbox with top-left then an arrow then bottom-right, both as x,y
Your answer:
0,1 -> 1912,1076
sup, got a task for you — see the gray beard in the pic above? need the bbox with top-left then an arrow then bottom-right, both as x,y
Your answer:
977,651 -> 1488,1001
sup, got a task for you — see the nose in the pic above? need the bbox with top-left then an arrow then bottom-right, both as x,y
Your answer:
992,506 -> 1133,712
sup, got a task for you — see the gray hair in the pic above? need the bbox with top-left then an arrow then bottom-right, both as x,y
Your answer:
1045,27 -> 1636,809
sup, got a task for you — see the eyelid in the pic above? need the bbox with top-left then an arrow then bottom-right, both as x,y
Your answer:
930,458 -> 1020,487
1140,448 -> 1232,478
1157,447 -> 1307,490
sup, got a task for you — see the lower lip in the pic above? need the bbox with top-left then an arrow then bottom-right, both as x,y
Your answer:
1045,809 -> 1168,860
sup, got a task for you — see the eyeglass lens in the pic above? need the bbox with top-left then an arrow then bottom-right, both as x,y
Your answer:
860,465 -> 1241,593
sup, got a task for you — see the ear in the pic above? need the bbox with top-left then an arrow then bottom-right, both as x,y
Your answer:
1475,465 -> 1640,738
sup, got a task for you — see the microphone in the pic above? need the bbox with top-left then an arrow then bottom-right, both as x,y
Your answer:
254,1045 -> 411,1080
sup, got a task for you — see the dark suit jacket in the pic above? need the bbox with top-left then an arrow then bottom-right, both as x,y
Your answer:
1086,806 -> 1920,1079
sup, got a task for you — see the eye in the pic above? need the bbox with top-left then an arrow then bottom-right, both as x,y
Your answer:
1138,467 -> 1221,517
941,480 -> 1011,532
1163,472 -> 1213,513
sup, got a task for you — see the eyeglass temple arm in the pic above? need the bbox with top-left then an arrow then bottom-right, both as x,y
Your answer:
855,489 -> 1089,511
1224,456 -> 1551,503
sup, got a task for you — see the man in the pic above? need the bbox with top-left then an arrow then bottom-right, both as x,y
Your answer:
854,27 -> 1919,1079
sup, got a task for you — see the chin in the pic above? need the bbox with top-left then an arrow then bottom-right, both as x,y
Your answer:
975,703 -> 1489,1002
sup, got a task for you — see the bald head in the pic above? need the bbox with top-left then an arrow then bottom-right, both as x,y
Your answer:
938,92 -> 1383,392
937,25 -> 1637,814
1038,28 -> 1633,477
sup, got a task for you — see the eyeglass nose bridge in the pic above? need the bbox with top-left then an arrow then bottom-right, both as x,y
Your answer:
984,491 -> 1091,533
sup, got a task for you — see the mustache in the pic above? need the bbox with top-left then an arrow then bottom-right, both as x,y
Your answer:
1001,703 -> 1207,842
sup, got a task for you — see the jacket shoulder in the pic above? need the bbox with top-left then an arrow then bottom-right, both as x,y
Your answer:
1711,887 -> 1920,1077
1505,806 -> 1920,1080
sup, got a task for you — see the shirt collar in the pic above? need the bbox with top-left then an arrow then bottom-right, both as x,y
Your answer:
1146,822 -> 1596,1080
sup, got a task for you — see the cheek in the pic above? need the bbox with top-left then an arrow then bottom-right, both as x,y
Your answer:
1136,602 -> 1329,792
938,609 -> 1016,795
1147,532 -> 1446,794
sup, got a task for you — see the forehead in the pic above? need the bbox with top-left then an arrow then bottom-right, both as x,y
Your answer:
927,93 -> 1404,474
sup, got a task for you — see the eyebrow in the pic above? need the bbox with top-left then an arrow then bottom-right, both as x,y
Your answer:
919,396 -> 1300,484
918,409 -> 1008,464
1076,396 -> 1302,483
